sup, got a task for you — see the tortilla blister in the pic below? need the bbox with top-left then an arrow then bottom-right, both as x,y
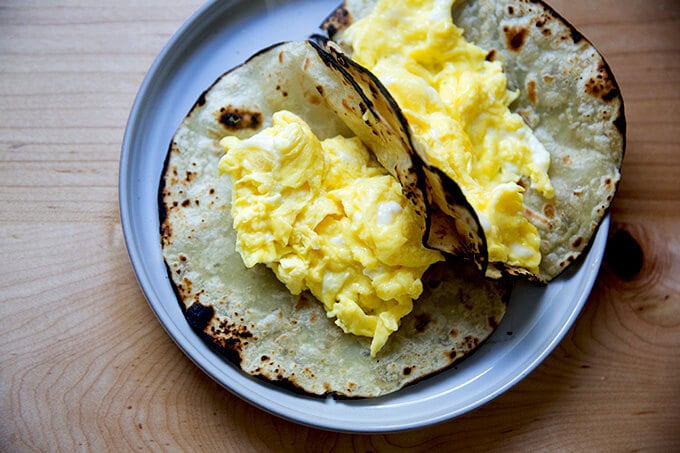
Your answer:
322,0 -> 625,281
159,40 -> 509,397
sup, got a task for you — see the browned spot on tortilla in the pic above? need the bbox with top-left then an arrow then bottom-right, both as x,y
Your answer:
294,293 -> 311,310
613,104 -> 626,136
503,25 -> 528,51
217,106 -> 262,131
562,154 -> 572,165
485,49 -> 496,62
527,79 -> 537,105
368,81 -> 379,98
543,75 -> 554,83
544,204 -> 555,218
450,328 -> 459,338
278,51 -> 284,64
181,199 -> 191,207
572,237 -> 584,248
215,317 -> 254,340
560,255 -> 576,268
160,220 -> 172,246
185,302 -> 212,333
316,85 -> 324,96
488,316 -> 499,329
507,5 -> 514,14
305,90 -> 322,105
178,277 -> 193,298
414,313 -> 431,333
534,14 -> 549,29
534,14 -> 553,36
464,335 -> 480,350
321,6 -> 351,38
570,26 -> 584,43
524,207 -> 553,231
584,63 -> 620,102
403,366 -> 413,376
165,164 -> 180,185
185,171 -> 195,183
341,98 -> 352,112
195,91 -> 207,107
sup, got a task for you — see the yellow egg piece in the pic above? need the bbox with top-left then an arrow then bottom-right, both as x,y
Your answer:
344,0 -> 554,274
219,111 -> 442,356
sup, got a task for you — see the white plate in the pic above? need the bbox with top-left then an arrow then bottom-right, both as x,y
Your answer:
119,0 -> 608,433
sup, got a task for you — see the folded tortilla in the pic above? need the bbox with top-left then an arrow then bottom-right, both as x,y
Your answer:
322,0 -> 625,281
159,40 -> 509,397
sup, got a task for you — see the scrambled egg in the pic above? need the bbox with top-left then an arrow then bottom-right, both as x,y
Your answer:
344,0 -> 554,274
219,111 -> 442,356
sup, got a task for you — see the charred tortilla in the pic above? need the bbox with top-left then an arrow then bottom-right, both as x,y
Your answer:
322,0 -> 625,281
160,41 -> 509,397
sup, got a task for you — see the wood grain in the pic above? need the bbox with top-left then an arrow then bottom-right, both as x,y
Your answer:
1,0 -> 679,451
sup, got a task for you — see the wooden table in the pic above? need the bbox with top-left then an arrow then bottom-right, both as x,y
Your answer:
2,0 -> 679,450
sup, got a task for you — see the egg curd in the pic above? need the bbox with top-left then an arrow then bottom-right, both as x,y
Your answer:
343,0 -> 555,274
219,111 -> 443,356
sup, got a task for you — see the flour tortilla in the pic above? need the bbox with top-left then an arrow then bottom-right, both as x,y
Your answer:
159,41 -> 509,397
322,0 -> 625,281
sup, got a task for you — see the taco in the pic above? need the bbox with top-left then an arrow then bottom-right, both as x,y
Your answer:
321,0 -> 625,281
159,40 -> 509,397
